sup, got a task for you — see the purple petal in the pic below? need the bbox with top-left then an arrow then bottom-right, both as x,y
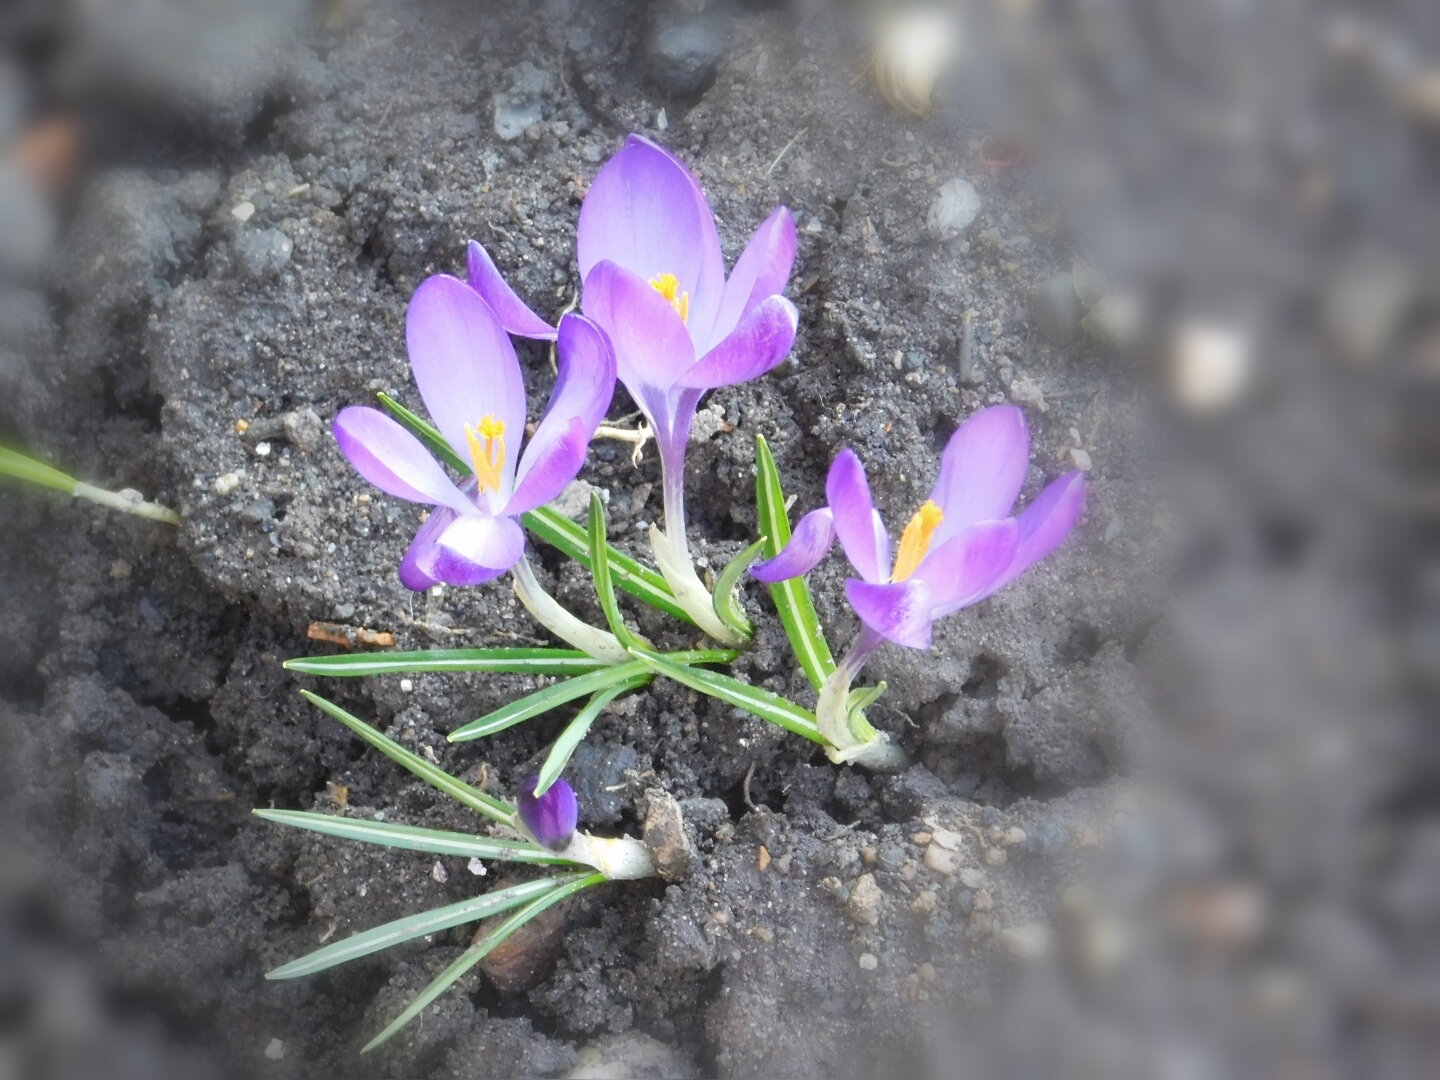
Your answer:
704,206 -> 797,350
517,775 -> 578,850
751,508 -> 836,582
930,405 -> 1030,547
466,240 -> 558,341
582,259 -> 695,393
436,512 -> 526,573
845,578 -> 936,650
398,507 -> 453,591
826,450 -> 891,584
401,507 -> 511,588
406,275 -> 527,493
332,406 -> 472,514
916,518 -> 1021,617
985,470 -> 1086,597
577,135 -> 725,335
674,295 -> 798,391
506,417 -> 589,516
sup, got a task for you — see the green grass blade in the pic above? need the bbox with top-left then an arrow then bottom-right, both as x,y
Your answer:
378,393 -> 470,474
0,446 -> 79,493
631,647 -> 826,744
362,873 -> 605,1052
533,681 -> 634,798
268,874 -> 585,981
284,648 -> 607,678
665,648 -> 741,666
252,809 -> 575,865
587,493 -> 638,649
447,662 -> 651,743
300,690 -> 515,825
522,504 -> 692,626
712,539 -> 764,641
755,436 -> 836,691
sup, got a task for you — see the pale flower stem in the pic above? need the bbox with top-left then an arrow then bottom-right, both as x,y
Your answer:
815,625 -> 908,770
659,440 -> 691,566
648,438 -> 745,646
71,482 -> 181,525
558,832 -> 656,880
510,555 -> 632,664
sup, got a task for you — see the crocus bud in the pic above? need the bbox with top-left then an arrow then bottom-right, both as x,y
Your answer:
517,776 -> 578,851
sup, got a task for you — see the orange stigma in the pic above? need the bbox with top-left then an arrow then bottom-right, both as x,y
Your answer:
464,414 -> 507,494
649,272 -> 690,323
890,500 -> 944,582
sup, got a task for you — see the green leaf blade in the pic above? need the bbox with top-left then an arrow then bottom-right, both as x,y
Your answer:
362,873 -> 605,1052
755,436 -> 836,691
447,662 -> 651,743
300,690 -> 515,825
284,648 -> 607,678
522,505 -> 692,626
712,539 -> 765,641
267,874 -> 585,981
533,682 -> 631,797
0,446 -> 79,494
586,493 -> 638,650
632,648 -> 826,744
252,809 -> 575,865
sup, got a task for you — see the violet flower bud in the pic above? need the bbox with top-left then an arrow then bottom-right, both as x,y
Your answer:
517,775 -> 578,851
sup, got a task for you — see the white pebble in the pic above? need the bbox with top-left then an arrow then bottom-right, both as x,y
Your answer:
231,201 -> 256,222
1171,319 -> 1252,412
399,678 -> 414,692
254,441 -> 272,457
467,857 -> 488,877
1068,448 -> 1092,471
213,471 -> 243,495
264,1038 -> 285,1060
431,861 -> 448,884
857,952 -> 879,970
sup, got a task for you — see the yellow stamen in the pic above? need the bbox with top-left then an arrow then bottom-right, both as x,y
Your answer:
890,500 -> 944,582
464,414 -> 507,494
649,272 -> 690,323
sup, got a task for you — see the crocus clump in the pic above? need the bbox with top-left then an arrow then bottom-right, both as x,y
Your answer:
754,405 -> 1085,765
517,775 -> 579,851
333,275 -> 616,590
468,134 -> 800,643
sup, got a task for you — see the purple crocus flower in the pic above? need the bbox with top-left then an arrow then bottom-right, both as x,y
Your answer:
467,134 -> 800,642
332,274 -> 616,590
517,775 -> 579,851
753,405 -> 1085,765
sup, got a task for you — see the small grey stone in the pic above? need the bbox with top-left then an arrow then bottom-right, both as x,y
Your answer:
1026,821 -> 1067,857
281,407 -> 324,451
239,497 -> 275,524
649,12 -> 728,96
876,842 -> 907,872
926,178 -> 982,239
233,228 -> 293,279
494,98 -> 545,141
675,797 -> 729,834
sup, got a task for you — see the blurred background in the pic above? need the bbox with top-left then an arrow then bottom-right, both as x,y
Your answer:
1,0 -> 1437,1077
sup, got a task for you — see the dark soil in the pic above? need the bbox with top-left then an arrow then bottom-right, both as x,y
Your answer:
4,0 -> 1431,1077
